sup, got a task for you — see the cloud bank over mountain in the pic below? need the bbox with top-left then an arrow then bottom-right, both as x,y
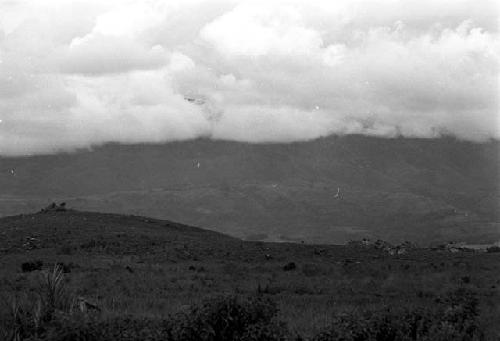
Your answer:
0,0 -> 498,155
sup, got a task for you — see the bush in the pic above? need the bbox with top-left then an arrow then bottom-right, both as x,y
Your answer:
313,288 -> 484,341
21,261 -> 43,272
168,295 -> 287,341
486,246 -> 500,253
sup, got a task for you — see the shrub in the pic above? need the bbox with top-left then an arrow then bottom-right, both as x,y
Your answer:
169,295 -> 287,341
313,288 -> 484,341
21,261 -> 43,273
486,246 -> 500,253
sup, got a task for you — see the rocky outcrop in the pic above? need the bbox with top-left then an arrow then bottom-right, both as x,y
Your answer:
40,202 -> 67,213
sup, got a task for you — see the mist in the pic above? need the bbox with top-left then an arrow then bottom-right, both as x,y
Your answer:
0,0 -> 498,156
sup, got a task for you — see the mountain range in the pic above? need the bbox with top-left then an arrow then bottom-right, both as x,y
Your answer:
1,134 -> 499,245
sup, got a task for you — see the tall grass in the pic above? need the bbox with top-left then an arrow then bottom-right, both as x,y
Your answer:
39,264 -> 67,318
0,264 -> 74,341
0,284 -> 486,340
0,295 -> 22,341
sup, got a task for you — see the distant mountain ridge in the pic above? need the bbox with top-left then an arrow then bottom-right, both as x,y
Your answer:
1,135 -> 499,245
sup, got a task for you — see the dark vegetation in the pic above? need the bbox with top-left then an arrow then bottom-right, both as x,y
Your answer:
21,260 -> 43,273
0,269 -> 489,341
486,246 -> 500,253
1,210 -> 499,340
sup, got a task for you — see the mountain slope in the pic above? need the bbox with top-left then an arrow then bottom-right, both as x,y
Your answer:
1,135 -> 499,244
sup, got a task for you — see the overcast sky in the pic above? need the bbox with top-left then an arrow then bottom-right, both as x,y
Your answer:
0,0 -> 498,155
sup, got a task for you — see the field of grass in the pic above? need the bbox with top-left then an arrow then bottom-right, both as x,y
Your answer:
0,210 -> 499,340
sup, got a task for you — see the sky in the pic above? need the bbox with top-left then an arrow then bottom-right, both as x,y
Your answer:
0,0 -> 498,156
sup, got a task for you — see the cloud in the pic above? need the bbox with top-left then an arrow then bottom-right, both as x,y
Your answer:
59,34 -> 168,74
200,3 -> 324,57
0,0 -> 498,155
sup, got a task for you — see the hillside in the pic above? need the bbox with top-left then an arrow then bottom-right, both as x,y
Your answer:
0,209 -> 237,260
1,135 -> 499,245
0,209 -> 499,339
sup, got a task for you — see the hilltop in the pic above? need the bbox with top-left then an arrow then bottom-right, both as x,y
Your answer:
0,209 -> 237,260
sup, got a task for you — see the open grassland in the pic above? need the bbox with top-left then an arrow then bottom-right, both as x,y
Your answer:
0,210 -> 499,340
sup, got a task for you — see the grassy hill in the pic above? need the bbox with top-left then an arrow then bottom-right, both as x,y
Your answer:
1,135 -> 499,244
0,209 -> 499,339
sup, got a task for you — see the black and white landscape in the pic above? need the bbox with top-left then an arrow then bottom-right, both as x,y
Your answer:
0,0 -> 499,340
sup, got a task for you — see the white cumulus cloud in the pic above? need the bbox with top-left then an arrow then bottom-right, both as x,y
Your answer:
0,0 -> 498,155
